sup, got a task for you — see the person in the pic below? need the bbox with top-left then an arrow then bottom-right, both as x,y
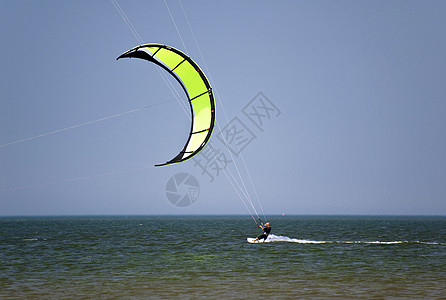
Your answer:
253,222 -> 271,242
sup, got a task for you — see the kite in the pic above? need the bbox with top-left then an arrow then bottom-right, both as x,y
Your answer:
117,44 -> 215,167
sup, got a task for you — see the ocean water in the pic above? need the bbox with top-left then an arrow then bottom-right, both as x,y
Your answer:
1,215 -> 445,299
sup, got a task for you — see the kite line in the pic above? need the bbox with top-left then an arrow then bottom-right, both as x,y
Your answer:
165,0 -> 267,223
0,99 -> 175,150
110,0 -> 266,223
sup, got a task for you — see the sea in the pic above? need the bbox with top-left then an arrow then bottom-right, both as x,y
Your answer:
1,215 -> 445,299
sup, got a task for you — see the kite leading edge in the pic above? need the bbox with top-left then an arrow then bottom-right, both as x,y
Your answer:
117,44 -> 215,167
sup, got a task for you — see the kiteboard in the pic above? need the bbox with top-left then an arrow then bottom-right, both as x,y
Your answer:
247,238 -> 265,243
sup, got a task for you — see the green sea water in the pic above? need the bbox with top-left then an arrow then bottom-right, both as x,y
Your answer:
1,216 -> 445,299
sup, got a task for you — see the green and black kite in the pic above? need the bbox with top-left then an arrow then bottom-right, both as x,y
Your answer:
118,44 -> 215,167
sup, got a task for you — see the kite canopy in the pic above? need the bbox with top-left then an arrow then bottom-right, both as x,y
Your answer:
117,44 -> 215,167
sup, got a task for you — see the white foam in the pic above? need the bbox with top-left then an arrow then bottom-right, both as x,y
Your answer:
258,235 -> 441,245
263,234 -> 330,244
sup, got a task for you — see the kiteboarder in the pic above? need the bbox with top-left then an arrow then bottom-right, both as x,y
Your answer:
253,222 -> 271,242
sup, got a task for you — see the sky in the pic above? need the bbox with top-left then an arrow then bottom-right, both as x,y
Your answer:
1,0 -> 445,216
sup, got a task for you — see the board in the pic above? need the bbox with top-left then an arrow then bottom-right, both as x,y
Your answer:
247,237 -> 264,243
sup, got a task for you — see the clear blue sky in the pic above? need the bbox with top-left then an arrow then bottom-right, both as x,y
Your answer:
1,0 -> 445,216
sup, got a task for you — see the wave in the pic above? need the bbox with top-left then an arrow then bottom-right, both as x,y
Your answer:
262,234 -> 442,245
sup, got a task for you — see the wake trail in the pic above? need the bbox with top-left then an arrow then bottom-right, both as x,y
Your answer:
257,234 -> 443,245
